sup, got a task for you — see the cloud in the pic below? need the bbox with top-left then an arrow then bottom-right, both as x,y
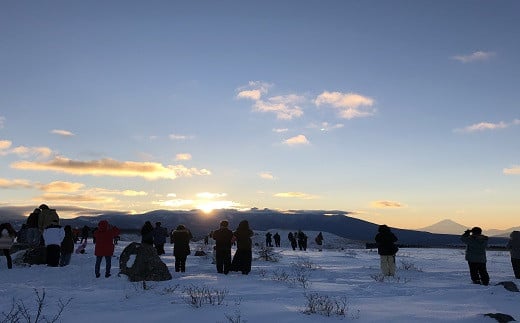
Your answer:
11,156 -> 211,180
51,129 -> 75,137
40,181 -> 85,192
0,116 -> 5,128
237,89 -> 263,101
274,192 -> 318,199
315,91 -> 375,119
452,51 -> 495,63
236,81 -> 271,100
372,200 -> 405,208
169,134 -> 194,140
309,122 -> 344,132
273,128 -> 289,133
259,172 -> 275,180
454,120 -> 518,133
283,134 -> 309,146
175,153 -> 192,161
253,95 -> 305,120
35,193 -> 115,203
0,141 -> 53,159
503,166 -> 520,175
0,178 -> 32,189
196,192 -> 227,199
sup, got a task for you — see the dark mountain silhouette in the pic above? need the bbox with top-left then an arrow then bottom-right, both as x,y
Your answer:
2,207 -> 508,247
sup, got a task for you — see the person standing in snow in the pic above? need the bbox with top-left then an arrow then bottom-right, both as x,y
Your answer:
375,224 -> 398,276
273,232 -> 281,247
315,232 -> 324,251
212,220 -> 234,274
265,232 -> 273,247
141,221 -> 154,245
170,224 -> 192,272
60,225 -> 75,266
288,232 -> 297,250
38,204 -> 60,233
461,227 -> 490,285
0,223 -> 17,269
43,220 -> 65,267
153,222 -> 168,255
507,231 -> 520,279
230,220 -> 254,275
93,220 -> 120,278
25,208 -> 41,246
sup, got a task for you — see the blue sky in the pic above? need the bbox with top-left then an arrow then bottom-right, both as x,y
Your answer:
1,1 -> 519,230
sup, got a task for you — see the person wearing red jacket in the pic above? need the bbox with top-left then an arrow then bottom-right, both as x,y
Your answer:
93,220 -> 120,278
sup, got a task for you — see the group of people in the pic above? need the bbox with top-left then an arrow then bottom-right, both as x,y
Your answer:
374,224 -> 520,285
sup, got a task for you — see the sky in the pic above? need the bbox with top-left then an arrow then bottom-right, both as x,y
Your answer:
0,1 -> 519,230
1,234 -> 519,322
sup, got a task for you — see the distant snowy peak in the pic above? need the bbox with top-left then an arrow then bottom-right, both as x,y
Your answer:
418,219 -> 469,235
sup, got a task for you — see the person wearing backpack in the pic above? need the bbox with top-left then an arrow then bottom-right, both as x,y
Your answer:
375,225 -> 399,276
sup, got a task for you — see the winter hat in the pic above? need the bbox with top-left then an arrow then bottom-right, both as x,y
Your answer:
471,227 -> 482,234
220,220 -> 229,227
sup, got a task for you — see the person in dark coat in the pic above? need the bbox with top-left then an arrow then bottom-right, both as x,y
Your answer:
170,224 -> 193,272
288,232 -> 297,250
212,220 -> 234,274
153,222 -> 168,255
80,225 -> 90,244
297,230 -> 307,251
507,231 -> 520,279
141,221 -> 154,245
265,232 -> 273,247
315,232 -> 324,251
38,204 -> 60,233
230,220 -> 254,275
461,227 -> 490,285
60,225 -> 75,266
273,232 -> 281,247
375,224 -> 398,276
0,223 -> 17,269
94,220 -> 120,278
26,208 -> 41,246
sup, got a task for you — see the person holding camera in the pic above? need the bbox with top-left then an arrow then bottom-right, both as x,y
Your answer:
461,227 -> 490,285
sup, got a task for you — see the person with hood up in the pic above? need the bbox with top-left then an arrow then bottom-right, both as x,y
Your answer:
375,224 -> 399,276
212,220 -> 234,274
0,223 -> 17,269
93,220 -> 120,278
141,221 -> 154,245
170,224 -> 193,272
230,220 -> 254,275
506,230 -> 520,279
42,220 -> 65,267
461,227 -> 490,285
25,208 -> 41,246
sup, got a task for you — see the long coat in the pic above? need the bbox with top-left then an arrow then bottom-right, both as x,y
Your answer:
171,228 -> 192,257
375,227 -> 398,256
461,233 -> 488,263
94,220 -> 120,257
213,227 -> 234,251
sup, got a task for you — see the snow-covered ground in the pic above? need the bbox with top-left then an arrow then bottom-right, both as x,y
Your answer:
1,231 -> 518,323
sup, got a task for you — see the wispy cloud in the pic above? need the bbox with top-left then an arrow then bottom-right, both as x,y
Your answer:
503,166 -> 520,175
0,178 -> 32,189
273,128 -> 289,133
237,81 -> 304,120
0,116 -> 5,128
175,153 -> 192,161
169,134 -> 194,140
372,200 -> 405,208
274,192 -> 318,199
36,193 -> 115,203
196,192 -> 227,199
51,129 -> 75,137
315,91 -> 375,119
259,172 -> 275,180
11,156 -> 211,180
452,51 -> 495,63
309,122 -> 344,132
455,119 -> 518,133
40,181 -> 85,192
283,134 -> 309,146
0,140 -> 53,159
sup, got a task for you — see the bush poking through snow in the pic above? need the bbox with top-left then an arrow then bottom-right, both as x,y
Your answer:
302,292 -> 348,317
399,260 -> 423,272
0,288 -> 71,323
183,285 -> 228,308
256,246 -> 281,262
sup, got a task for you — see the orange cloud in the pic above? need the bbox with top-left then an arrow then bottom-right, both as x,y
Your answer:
0,178 -> 32,189
372,200 -> 405,208
504,166 -> 520,175
175,153 -> 192,161
274,192 -> 318,199
11,157 -> 211,180
40,181 -> 85,192
283,135 -> 309,146
315,91 -> 375,119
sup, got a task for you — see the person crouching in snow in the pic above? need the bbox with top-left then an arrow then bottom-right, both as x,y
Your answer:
461,227 -> 490,285
43,220 -> 65,267
93,220 -> 120,278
